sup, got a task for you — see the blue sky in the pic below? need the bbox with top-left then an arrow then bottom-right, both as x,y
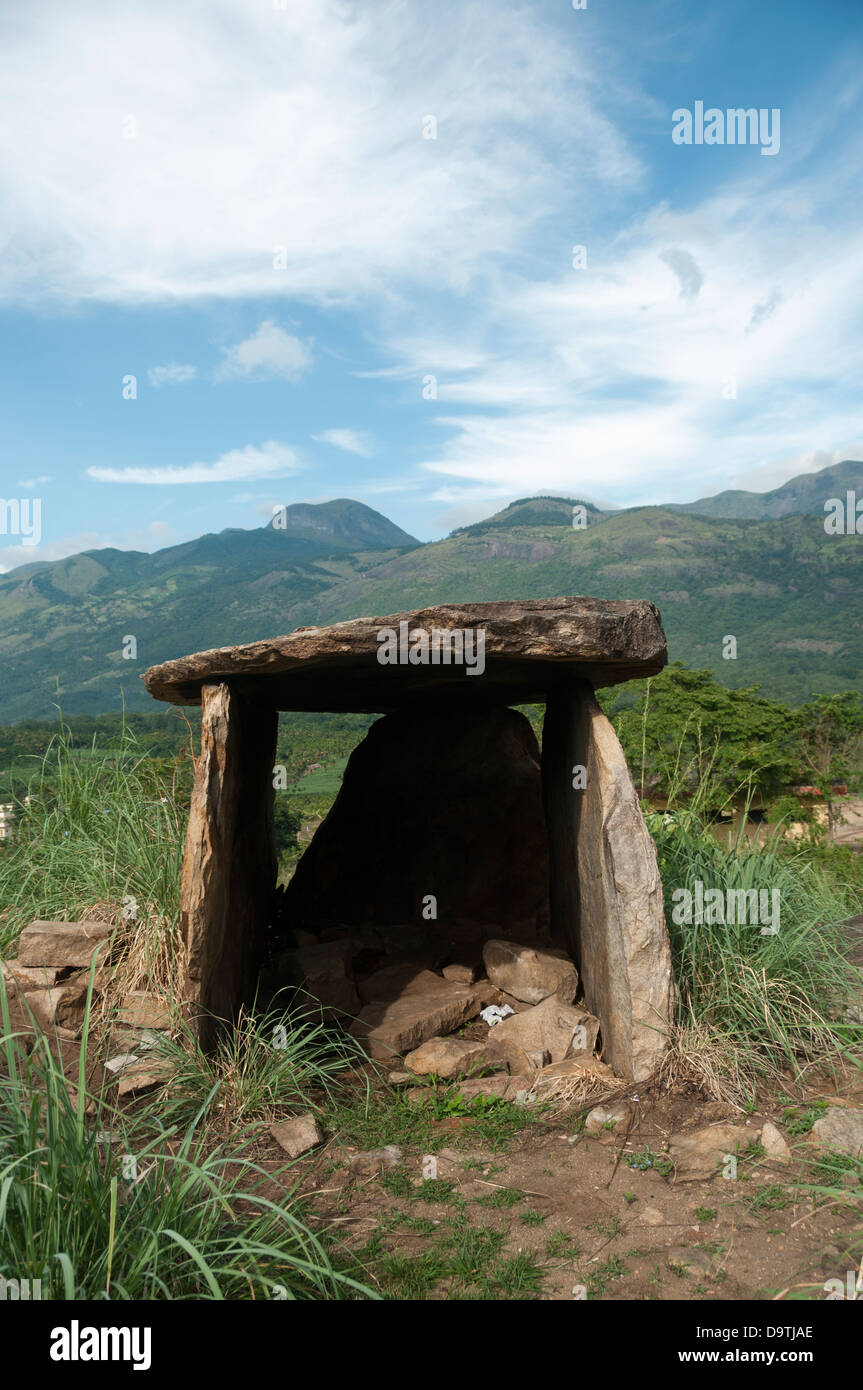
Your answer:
1,0 -> 861,569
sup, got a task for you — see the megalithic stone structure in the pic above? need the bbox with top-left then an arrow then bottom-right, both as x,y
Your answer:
143,596 -> 676,1076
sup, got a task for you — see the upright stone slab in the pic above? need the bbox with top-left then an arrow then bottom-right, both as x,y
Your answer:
543,683 -> 674,1080
282,706 -> 549,940
179,683 -> 277,1048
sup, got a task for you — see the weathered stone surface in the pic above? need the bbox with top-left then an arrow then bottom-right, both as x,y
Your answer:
482,939 -> 578,1005
17,919 -> 112,968
117,1059 -> 173,1097
490,996 -> 599,1064
277,940 -> 360,1020
542,684 -> 675,1080
347,1146 -> 403,1173
442,962 -> 480,984
404,1036 -> 506,1079
1,960 -> 59,990
351,970 -> 486,1060
811,1107 -> 863,1158
282,707 -> 550,938
179,683 -> 278,1048
143,597 -> 667,711
668,1124 -> 754,1181
117,992 -> 173,1031
584,1101 -> 633,1136
20,977 -> 93,1031
270,1113 -> 325,1159
760,1119 -> 791,1161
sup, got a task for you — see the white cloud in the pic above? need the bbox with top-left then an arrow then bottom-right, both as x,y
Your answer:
87,440 -> 301,485
147,362 -> 197,388
17,475 -> 51,489
0,1 -> 640,307
312,428 -> 373,457
216,321 -> 313,382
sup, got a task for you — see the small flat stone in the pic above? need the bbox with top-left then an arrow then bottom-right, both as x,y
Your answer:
584,1101 -> 633,1136
482,939 -> 579,1005
491,996 -> 600,1063
17,919 -> 112,968
116,992 -> 172,1030
270,1113 -> 325,1159
442,962 -> 480,984
346,1145 -> 403,1174
760,1119 -> 791,1161
350,971 -> 486,1061
117,1059 -> 173,1097
811,1107 -> 863,1158
668,1124 -> 753,1182
403,1035 -> 505,1079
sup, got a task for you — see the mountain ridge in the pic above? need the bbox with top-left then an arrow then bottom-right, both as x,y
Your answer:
0,462 -> 860,719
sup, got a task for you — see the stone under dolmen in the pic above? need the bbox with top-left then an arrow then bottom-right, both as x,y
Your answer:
143,597 -> 676,1081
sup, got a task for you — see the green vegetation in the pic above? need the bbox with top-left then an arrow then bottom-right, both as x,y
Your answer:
0,979 -> 373,1301
1,463 -> 862,719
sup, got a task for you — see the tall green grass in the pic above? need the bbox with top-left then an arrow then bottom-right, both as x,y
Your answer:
0,718 -> 185,980
0,976 -> 373,1300
646,767 -> 863,1098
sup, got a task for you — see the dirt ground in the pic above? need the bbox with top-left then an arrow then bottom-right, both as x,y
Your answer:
247,1063 -> 863,1303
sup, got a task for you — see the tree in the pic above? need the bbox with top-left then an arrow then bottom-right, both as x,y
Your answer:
793,692 -> 863,842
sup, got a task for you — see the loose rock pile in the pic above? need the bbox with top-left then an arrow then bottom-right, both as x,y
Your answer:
1,919 -> 173,1096
271,931 -> 615,1099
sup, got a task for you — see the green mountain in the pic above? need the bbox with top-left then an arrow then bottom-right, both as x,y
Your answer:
0,465 -> 860,720
667,458 -> 863,520
0,501 -> 419,721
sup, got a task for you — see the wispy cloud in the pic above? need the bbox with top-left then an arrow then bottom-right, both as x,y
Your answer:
87,440 -> 301,485
147,362 -> 197,388
312,428 -> 373,457
216,322 -> 313,383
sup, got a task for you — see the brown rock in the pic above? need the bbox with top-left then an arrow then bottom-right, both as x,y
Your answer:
1,960 -> 59,990
403,1036 -> 505,1079
143,597 -> 668,709
277,940 -> 360,1020
116,992 -> 173,1030
116,1059 -> 173,1097
811,1107 -> 863,1158
20,977 -> 94,1031
584,1101 -> 633,1136
17,919 -> 113,968
542,686 -> 675,1080
442,962 -> 480,984
351,970 -> 486,1061
491,996 -> 599,1063
281,707 -> 551,940
668,1124 -> 754,1181
482,939 -> 578,1005
270,1113 -> 325,1159
760,1119 -> 791,1161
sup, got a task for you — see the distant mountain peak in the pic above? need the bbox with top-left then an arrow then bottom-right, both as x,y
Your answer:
265,498 -> 419,549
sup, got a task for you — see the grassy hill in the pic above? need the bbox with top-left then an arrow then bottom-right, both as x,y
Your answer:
0,464 -> 860,719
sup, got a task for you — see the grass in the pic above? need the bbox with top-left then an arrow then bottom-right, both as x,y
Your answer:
0,977 -> 374,1301
646,761 -> 863,1102
0,719 -> 186,992
152,999 -> 364,1134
